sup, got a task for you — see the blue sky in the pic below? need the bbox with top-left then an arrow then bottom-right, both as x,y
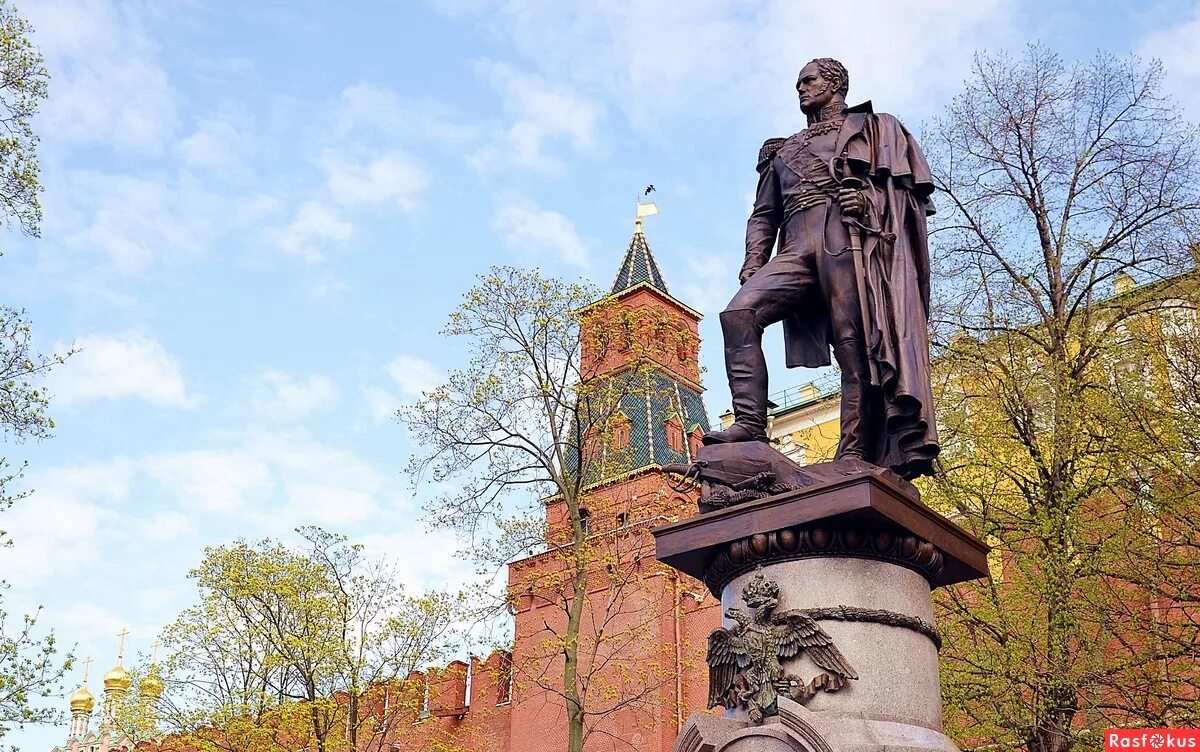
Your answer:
7,0 -> 1200,748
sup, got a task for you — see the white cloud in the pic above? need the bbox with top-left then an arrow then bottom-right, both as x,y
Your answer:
386,355 -> 442,398
362,384 -> 403,425
282,483 -> 378,526
42,170 -> 283,285
175,119 -> 252,173
357,527 -> 473,592
361,356 -> 442,426
310,275 -> 351,300
137,430 -> 394,535
1139,9 -> 1200,119
440,0 -> 1015,132
269,201 -> 355,262
237,430 -> 388,532
0,460 -> 131,587
50,333 -> 192,407
27,0 -> 178,152
146,449 -> 273,515
251,370 -> 341,422
59,173 -> 185,274
132,510 -> 193,543
321,149 -> 430,210
469,62 -> 603,171
332,83 -> 477,143
491,198 -> 591,268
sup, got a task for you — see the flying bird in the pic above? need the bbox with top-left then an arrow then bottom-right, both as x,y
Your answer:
644,185 -> 655,195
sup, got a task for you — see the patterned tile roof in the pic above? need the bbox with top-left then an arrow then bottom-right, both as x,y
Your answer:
611,227 -> 669,295
565,371 -> 710,485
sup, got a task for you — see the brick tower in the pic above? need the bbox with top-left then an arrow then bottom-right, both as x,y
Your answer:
506,212 -> 721,751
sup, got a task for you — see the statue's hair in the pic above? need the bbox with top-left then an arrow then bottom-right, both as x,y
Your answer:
800,57 -> 849,98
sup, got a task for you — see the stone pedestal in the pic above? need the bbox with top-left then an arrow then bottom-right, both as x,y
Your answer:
651,464 -> 989,752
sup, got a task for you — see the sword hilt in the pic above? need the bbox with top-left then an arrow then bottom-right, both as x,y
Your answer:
839,176 -> 866,228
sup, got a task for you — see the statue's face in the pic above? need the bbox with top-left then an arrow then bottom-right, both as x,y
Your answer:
796,62 -> 836,115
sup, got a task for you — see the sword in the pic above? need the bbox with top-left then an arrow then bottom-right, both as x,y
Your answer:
840,176 -> 880,387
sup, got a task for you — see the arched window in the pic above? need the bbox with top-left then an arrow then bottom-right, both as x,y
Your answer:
620,317 -> 634,352
582,428 -> 602,464
688,426 -> 705,458
664,416 -> 685,453
676,333 -> 694,365
610,412 -> 631,449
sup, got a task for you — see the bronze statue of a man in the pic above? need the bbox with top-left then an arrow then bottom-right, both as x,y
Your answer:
702,58 -> 939,479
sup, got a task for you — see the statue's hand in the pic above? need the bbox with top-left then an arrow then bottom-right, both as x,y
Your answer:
837,188 -> 866,218
739,266 -> 761,286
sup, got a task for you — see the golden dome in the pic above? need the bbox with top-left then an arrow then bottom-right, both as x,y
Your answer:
69,685 -> 95,713
139,668 -> 164,699
103,664 -> 132,691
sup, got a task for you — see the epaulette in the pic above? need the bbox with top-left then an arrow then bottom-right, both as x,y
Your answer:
757,137 -> 786,173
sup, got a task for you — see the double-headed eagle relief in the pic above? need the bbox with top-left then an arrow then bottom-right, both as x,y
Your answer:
707,569 -> 858,722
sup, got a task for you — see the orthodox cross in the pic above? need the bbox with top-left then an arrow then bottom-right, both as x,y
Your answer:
82,656 -> 93,685
116,627 -> 130,662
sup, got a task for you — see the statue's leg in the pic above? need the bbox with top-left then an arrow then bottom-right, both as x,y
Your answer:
832,339 -> 878,461
826,256 -> 882,463
703,253 -> 815,445
702,307 -> 769,444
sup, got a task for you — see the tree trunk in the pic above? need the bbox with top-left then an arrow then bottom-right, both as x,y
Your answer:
309,677 -> 325,752
564,542 -> 587,752
567,700 -> 586,752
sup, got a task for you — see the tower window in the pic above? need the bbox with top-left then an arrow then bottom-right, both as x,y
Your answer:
579,508 -> 592,536
610,413 -> 631,449
688,426 -> 705,457
582,429 -> 601,464
664,416 -> 685,453
616,511 -> 630,527
676,335 -> 693,365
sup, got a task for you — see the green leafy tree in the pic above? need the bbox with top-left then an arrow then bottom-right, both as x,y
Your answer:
403,266 -> 694,752
0,0 -> 45,238
158,528 -> 459,752
0,608 -> 69,746
0,3 -> 71,748
924,45 -> 1200,752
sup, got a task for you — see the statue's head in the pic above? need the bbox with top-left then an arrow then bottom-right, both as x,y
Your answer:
796,57 -> 849,116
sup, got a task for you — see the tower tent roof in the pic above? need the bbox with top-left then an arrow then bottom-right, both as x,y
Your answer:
611,222 -> 669,295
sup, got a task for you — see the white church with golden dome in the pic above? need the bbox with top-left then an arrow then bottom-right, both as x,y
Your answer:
52,629 -> 164,752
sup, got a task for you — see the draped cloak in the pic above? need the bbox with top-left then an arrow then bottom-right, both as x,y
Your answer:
759,104 -> 939,478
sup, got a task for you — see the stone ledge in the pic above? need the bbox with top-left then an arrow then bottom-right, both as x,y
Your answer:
651,466 -> 989,589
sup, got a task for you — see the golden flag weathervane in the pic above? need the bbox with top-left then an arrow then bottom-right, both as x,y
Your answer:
635,191 -> 658,233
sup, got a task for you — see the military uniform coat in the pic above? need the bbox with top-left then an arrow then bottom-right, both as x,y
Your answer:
743,103 -> 939,477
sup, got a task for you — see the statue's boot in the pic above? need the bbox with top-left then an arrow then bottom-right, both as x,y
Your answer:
703,309 -> 769,445
833,339 -> 879,462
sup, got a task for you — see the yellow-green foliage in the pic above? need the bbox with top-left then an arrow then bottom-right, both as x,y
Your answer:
157,528 -> 458,752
